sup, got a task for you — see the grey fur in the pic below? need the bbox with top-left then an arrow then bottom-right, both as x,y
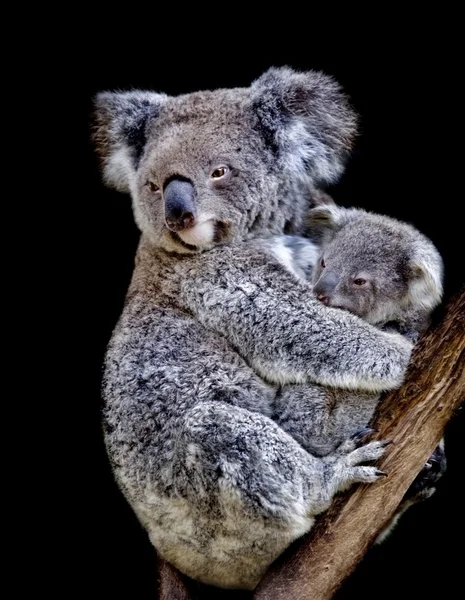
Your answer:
94,68 -> 414,589
272,206 -> 445,536
275,205 -> 444,456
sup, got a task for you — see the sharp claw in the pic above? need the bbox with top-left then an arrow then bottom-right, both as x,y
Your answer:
380,440 -> 394,447
352,427 -> 376,440
375,470 -> 388,477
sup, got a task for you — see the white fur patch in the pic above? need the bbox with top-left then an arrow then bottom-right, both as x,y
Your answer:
408,260 -> 444,311
104,146 -> 135,193
178,218 -> 215,247
297,242 -> 319,267
269,240 -> 302,278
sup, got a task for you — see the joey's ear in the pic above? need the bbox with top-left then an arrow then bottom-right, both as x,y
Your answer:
251,66 -> 358,185
408,242 -> 444,311
305,204 -> 366,242
92,91 -> 167,192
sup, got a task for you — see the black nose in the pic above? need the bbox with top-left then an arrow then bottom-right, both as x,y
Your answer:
163,179 -> 196,231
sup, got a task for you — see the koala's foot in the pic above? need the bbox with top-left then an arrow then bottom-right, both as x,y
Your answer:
324,435 -> 389,494
404,440 -> 447,503
375,439 -> 447,544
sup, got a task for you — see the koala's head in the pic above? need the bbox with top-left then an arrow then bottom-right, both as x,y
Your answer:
93,67 -> 357,254
308,205 -> 444,324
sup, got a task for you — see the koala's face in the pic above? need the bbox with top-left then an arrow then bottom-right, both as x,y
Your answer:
309,205 -> 444,324
93,68 -> 357,253
312,224 -> 411,323
133,94 -> 279,253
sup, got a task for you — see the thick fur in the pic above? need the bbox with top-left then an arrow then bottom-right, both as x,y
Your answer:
273,206 -> 446,529
94,68 -> 414,589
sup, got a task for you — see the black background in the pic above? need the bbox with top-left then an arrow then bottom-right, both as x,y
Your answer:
50,19 -> 464,600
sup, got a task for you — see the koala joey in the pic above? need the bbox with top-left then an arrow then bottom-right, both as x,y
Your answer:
272,204 -> 446,523
94,67 -> 415,589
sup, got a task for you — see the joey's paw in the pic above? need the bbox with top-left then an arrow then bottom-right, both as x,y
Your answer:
382,322 -> 420,344
402,329 -> 420,344
404,442 -> 447,502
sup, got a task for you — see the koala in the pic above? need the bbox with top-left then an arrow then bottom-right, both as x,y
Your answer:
93,67 -> 414,590
310,205 -> 444,341
273,204 -> 446,520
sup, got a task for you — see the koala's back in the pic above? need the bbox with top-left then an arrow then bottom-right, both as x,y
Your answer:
103,277 -> 275,496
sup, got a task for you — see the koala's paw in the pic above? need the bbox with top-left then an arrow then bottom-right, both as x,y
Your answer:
404,442 -> 447,502
325,428 -> 390,460
326,435 -> 390,493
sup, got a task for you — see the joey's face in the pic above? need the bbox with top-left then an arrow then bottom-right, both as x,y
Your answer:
311,226 -> 410,323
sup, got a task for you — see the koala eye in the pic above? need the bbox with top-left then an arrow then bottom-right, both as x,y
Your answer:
210,166 -> 228,179
320,258 -> 326,268
353,278 -> 367,286
146,181 -> 161,194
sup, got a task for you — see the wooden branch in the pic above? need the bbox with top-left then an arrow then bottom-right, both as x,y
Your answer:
155,288 -> 464,600
254,287 -> 465,600
156,553 -> 194,600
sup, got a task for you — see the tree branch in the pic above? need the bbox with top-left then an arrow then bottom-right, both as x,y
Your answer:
253,287 -> 465,600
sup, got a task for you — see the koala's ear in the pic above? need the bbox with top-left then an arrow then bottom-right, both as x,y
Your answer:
307,204 -> 354,229
92,91 -> 167,192
251,67 -> 358,185
408,243 -> 444,311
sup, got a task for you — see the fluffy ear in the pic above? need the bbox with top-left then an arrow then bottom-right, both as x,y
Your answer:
92,91 -> 167,192
408,242 -> 444,311
251,67 -> 358,185
305,204 -> 363,241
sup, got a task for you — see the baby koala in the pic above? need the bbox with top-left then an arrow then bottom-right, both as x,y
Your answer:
309,205 -> 443,342
273,204 -> 446,507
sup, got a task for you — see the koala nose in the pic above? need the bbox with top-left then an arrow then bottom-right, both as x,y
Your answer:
313,273 -> 338,304
163,179 -> 196,232
317,294 -> 330,306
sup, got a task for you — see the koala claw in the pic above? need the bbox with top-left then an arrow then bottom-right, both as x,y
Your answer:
351,427 -> 377,441
344,440 -> 388,465
380,440 -> 394,448
326,438 -> 389,492
339,464 -> 388,488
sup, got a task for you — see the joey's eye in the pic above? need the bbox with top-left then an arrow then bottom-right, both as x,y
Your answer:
320,258 -> 326,268
147,181 -> 160,193
211,166 -> 228,179
353,278 -> 367,286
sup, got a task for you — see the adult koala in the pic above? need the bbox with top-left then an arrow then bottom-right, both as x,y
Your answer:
93,67 -> 412,590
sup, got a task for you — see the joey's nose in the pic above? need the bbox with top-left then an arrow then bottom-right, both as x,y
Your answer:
163,179 -> 196,231
313,273 -> 338,303
317,294 -> 330,306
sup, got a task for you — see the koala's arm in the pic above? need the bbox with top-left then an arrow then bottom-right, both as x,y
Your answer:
178,244 -> 413,393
